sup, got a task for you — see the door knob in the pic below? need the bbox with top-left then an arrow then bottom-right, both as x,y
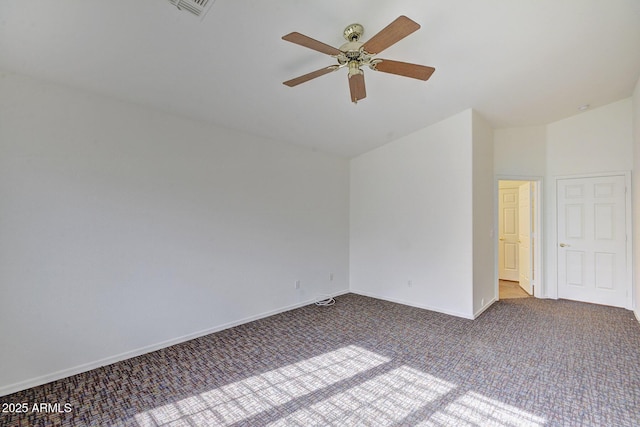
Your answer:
499,238 -> 505,241
559,243 -> 570,247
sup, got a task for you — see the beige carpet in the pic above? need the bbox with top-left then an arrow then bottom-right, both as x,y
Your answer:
499,279 -> 531,299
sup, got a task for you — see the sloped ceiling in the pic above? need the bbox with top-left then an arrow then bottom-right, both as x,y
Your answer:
1,0 -> 639,157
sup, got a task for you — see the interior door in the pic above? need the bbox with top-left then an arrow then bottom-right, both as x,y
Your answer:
518,182 -> 533,295
498,187 -> 519,281
557,175 -> 628,307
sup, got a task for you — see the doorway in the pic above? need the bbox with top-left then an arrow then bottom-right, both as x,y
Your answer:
496,178 -> 542,300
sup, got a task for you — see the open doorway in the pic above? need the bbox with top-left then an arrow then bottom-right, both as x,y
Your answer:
496,178 -> 542,300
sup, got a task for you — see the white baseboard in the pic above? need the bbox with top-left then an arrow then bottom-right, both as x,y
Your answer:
635,309 -> 640,324
473,297 -> 498,319
0,289 -> 349,397
350,289 -> 474,319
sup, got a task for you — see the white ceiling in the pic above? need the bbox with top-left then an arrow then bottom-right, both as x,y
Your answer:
1,0 -> 639,157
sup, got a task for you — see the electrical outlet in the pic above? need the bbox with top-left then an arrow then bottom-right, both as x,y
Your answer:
329,273 -> 334,281
295,280 -> 300,289
407,280 -> 412,287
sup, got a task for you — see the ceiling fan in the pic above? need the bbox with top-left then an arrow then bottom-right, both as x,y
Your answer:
282,16 -> 435,103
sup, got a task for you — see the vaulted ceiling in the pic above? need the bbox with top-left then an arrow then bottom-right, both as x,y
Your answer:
1,0 -> 639,157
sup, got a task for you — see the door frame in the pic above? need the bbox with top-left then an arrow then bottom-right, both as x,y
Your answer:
554,171 -> 633,309
495,175 -> 543,299
518,182 -> 533,294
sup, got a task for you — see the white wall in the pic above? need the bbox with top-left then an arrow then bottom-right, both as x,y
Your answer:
633,76 -> 640,320
494,126 -> 546,177
350,110 -> 475,318
545,99 -> 633,299
0,72 -> 350,395
472,111 -> 495,316
546,99 -> 633,176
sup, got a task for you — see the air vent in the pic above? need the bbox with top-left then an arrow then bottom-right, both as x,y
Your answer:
168,0 -> 214,18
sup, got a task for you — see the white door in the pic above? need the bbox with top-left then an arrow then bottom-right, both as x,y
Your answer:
498,188 -> 519,281
557,175 -> 628,307
518,183 -> 533,295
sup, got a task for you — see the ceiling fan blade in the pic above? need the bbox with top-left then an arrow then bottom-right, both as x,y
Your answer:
282,32 -> 342,56
349,73 -> 366,103
283,65 -> 339,87
371,59 -> 435,81
361,16 -> 420,54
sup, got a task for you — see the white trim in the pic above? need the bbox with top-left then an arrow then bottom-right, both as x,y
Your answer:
635,309 -> 640,324
554,171 -> 633,310
625,172 -> 634,311
350,289 -> 475,319
495,175 -> 544,300
473,296 -> 499,319
554,170 -> 632,180
0,289 -> 350,397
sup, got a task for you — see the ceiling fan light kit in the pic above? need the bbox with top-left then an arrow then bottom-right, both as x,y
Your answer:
282,16 -> 435,104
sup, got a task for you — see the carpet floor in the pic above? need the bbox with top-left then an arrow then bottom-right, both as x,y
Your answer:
499,280 -> 531,299
2,294 -> 640,426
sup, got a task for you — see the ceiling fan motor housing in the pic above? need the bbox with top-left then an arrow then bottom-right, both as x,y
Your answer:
338,41 -> 365,62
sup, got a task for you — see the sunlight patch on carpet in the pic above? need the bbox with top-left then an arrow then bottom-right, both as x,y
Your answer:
134,345 -> 389,426
134,344 -> 546,427
267,365 -> 455,427
420,391 -> 546,427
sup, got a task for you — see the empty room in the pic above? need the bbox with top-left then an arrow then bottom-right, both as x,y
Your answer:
1,1 -> 640,426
